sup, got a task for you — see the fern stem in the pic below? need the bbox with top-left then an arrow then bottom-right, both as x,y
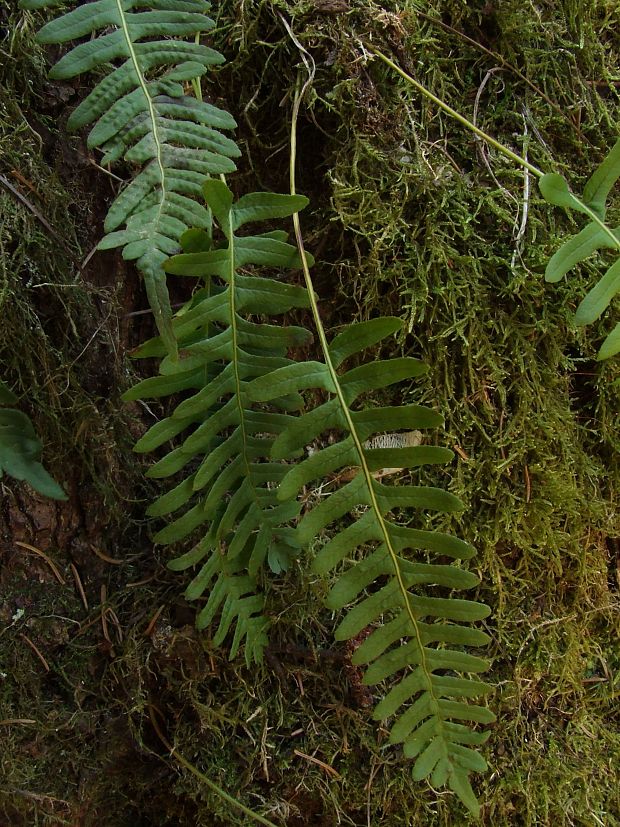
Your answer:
575,200 -> 620,252
226,194 -> 259,517
371,48 -> 544,179
289,78 -> 442,720
148,706 -> 279,827
191,32 -> 203,101
114,0 -> 167,208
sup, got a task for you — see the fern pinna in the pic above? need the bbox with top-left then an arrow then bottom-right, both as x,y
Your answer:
124,180 -> 312,664
20,0 -> 240,352
0,381 -> 66,500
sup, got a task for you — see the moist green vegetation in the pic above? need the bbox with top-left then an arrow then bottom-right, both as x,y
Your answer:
1,0 -> 619,825
0,8 -> 140,504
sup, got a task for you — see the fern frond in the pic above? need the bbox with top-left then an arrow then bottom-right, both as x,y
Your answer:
257,84 -> 494,810
124,180 -> 313,662
176,542 -> 271,666
540,138 -> 620,359
249,318 -> 493,813
21,0 -> 241,352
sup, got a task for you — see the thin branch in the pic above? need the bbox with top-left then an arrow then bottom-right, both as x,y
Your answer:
370,48 -> 544,178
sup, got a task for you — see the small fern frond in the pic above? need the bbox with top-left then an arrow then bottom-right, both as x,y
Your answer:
540,138 -> 620,359
21,0 -> 240,353
175,543 -> 271,667
124,180 -> 312,661
0,380 -> 67,500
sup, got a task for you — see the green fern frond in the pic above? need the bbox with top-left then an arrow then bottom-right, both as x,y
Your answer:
259,74 -> 492,804
124,180 -> 313,662
249,318 -> 493,814
21,0 -> 241,353
539,138 -> 620,360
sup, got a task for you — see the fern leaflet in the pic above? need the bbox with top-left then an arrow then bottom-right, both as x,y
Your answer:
0,380 -> 66,500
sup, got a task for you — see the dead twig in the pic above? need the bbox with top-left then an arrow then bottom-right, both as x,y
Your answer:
70,562 -> 89,610
144,605 -> 166,638
293,749 -> 341,779
91,545 -> 125,565
100,585 -> 111,644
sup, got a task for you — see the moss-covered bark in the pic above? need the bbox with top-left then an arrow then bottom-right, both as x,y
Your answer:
1,0 -> 618,824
